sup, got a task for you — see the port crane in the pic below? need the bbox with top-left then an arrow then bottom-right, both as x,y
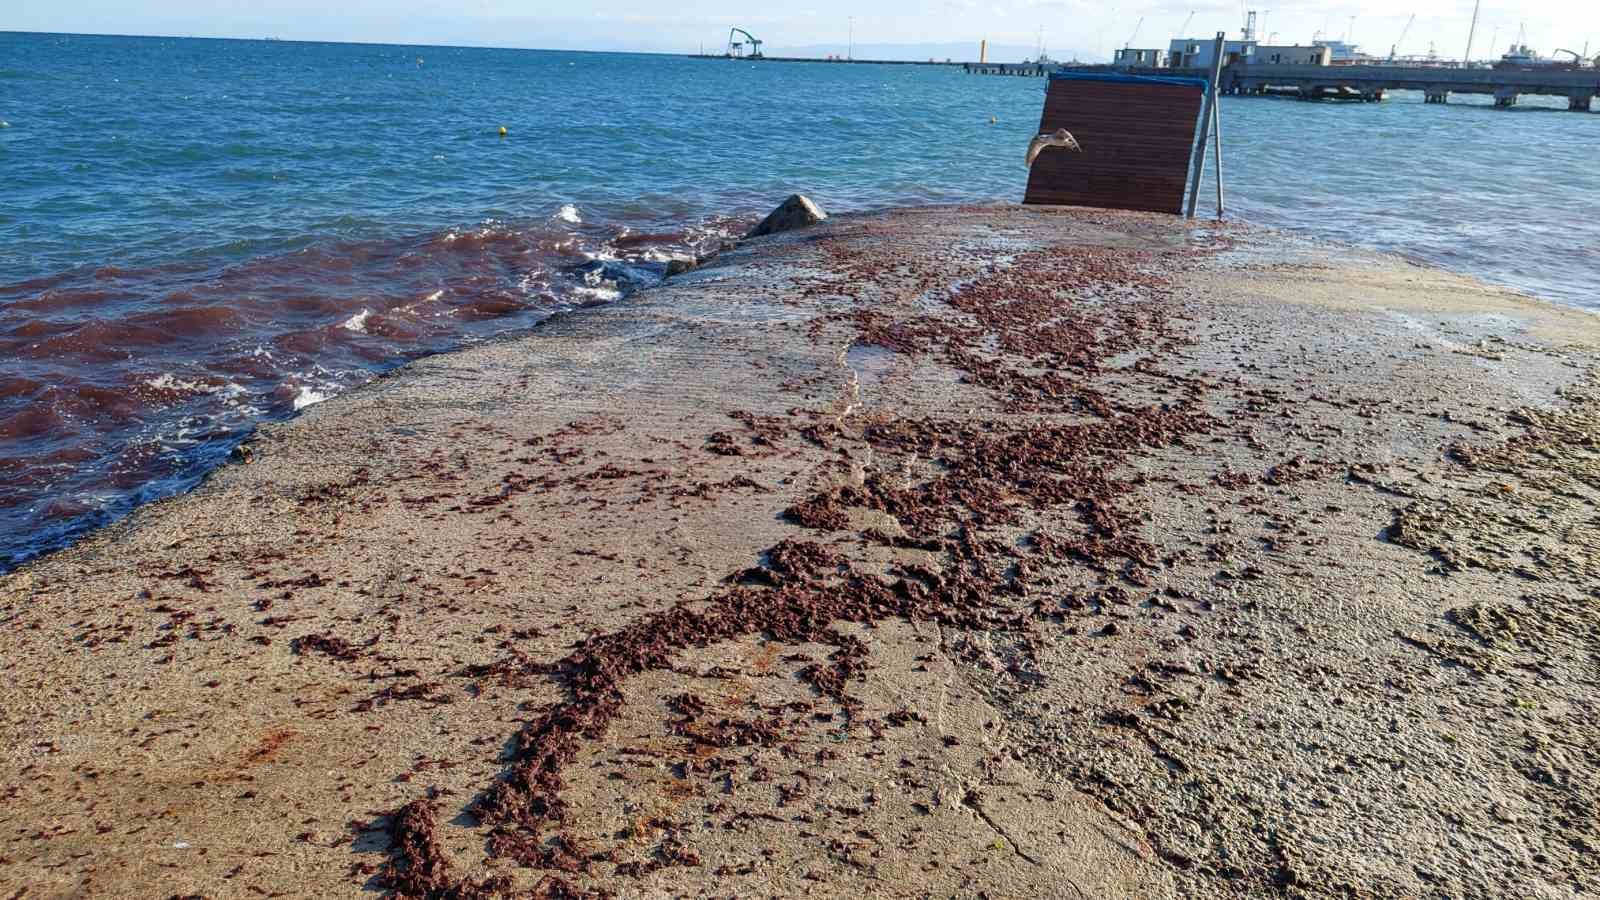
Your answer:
1388,14 -> 1415,62
726,27 -> 764,58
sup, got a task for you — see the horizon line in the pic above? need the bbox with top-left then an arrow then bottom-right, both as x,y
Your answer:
0,29 -> 1063,59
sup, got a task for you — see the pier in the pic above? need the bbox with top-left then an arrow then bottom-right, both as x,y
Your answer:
691,54 -> 966,67
961,62 -> 1060,77
1228,64 -> 1600,109
968,60 -> 1600,110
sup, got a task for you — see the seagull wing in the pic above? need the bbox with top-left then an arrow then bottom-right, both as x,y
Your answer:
1025,135 -> 1049,168
1028,131 -> 1085,168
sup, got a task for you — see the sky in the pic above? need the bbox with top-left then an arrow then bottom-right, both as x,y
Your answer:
5,0 -> 1596,63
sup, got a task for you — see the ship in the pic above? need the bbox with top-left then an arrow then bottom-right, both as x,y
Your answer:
1494,44 -> 1593,70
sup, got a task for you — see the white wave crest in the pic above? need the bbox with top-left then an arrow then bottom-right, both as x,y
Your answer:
144,373 -> 209,393
556,204 -> 581,224
293,386 -> 331,411
340,309 -> 371,333
571,285 -> 623,304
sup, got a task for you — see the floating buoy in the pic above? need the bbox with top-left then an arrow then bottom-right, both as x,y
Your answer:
989,115 -> 997,124
498,126 -> 507,137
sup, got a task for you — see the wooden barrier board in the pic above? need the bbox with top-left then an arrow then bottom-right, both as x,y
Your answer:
1023,73 -> 1207,215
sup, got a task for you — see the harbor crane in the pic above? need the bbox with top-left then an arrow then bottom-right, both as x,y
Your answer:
1389,14 -> 1415,62
1176,11 -> 1196,39
726,27 -> 764,58
1126,17 -> 1145,49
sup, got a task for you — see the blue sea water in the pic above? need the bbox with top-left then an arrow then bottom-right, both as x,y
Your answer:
1,31 -> 1598,570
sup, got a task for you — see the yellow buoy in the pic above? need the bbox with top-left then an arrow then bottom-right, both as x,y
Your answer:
989,115 -> 997,125
498,126 -> 508,137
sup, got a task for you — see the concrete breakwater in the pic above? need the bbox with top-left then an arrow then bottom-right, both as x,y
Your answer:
1,205 -> 1597,897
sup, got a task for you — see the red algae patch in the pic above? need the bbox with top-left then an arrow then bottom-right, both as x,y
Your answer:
371,214 -> 1226,896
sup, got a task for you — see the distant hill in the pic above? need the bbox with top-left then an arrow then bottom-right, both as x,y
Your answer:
759,41 -> 1100,64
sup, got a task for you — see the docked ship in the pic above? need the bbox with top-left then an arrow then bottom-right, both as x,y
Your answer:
1495,44 -> 1594,70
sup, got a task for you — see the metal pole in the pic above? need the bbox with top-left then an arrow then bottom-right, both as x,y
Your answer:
1463,0 -> 1481,66
1211,93 -> 1225,216
1186,33 -> 1226,218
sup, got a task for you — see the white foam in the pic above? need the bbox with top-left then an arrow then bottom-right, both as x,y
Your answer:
340,309 -> 371,333
556,204 -> 581,224
424,290 -> 444,302
292,386 -> 331,411
144,373 -> 209,393
571,285 -> 623,304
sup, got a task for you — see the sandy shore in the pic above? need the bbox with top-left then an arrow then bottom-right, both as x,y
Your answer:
2,205 -> 1597,898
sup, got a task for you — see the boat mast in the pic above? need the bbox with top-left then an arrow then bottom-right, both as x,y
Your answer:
1463,0 -> 1481,66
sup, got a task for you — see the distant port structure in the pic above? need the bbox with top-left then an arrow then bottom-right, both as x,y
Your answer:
694,17 -> 1600,110
964,12 -> 1600,111
691,26 -> 1033,67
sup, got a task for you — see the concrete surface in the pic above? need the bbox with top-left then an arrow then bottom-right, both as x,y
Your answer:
1,205 -> 1596,898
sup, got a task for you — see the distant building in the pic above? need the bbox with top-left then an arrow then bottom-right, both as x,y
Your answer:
1169,38 -> 1257,69
1113,48 -> 1169,69
1246,44 -> 1332,66
1312,40 -> 1367,64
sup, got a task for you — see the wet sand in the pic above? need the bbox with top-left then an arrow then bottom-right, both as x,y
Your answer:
2,205 -> 1597,898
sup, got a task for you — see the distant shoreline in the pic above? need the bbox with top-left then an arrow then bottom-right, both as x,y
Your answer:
0,30 -> 1052,64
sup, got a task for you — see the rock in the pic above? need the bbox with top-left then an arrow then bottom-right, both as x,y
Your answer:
746,194 -> 828,238
665,256 -> 697,277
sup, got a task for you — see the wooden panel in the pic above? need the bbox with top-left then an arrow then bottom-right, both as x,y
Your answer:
1023,77 -> 1204,215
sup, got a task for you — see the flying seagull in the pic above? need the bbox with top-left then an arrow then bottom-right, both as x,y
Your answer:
1025,128 -> 1083,168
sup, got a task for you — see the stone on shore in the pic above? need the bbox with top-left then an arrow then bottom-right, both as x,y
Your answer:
746,194 -> 827,238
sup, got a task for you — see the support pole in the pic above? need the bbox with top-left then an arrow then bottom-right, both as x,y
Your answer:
1186,32 -> 1226,219
1211,92 -> 1225,216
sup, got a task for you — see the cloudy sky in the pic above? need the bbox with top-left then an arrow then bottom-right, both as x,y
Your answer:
6,0 -> 1595,62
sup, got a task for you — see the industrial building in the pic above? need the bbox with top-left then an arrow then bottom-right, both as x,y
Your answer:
1168,38 -> 1258,69
1246,44 -> 1333,66
1112,48 -> 1168,68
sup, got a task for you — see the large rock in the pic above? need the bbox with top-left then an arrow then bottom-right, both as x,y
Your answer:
746,194 -> 828,238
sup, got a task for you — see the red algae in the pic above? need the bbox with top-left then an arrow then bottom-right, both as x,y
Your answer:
372,220 -> 1227,895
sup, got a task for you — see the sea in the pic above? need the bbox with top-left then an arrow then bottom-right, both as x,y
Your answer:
2,31 -> 1598,571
